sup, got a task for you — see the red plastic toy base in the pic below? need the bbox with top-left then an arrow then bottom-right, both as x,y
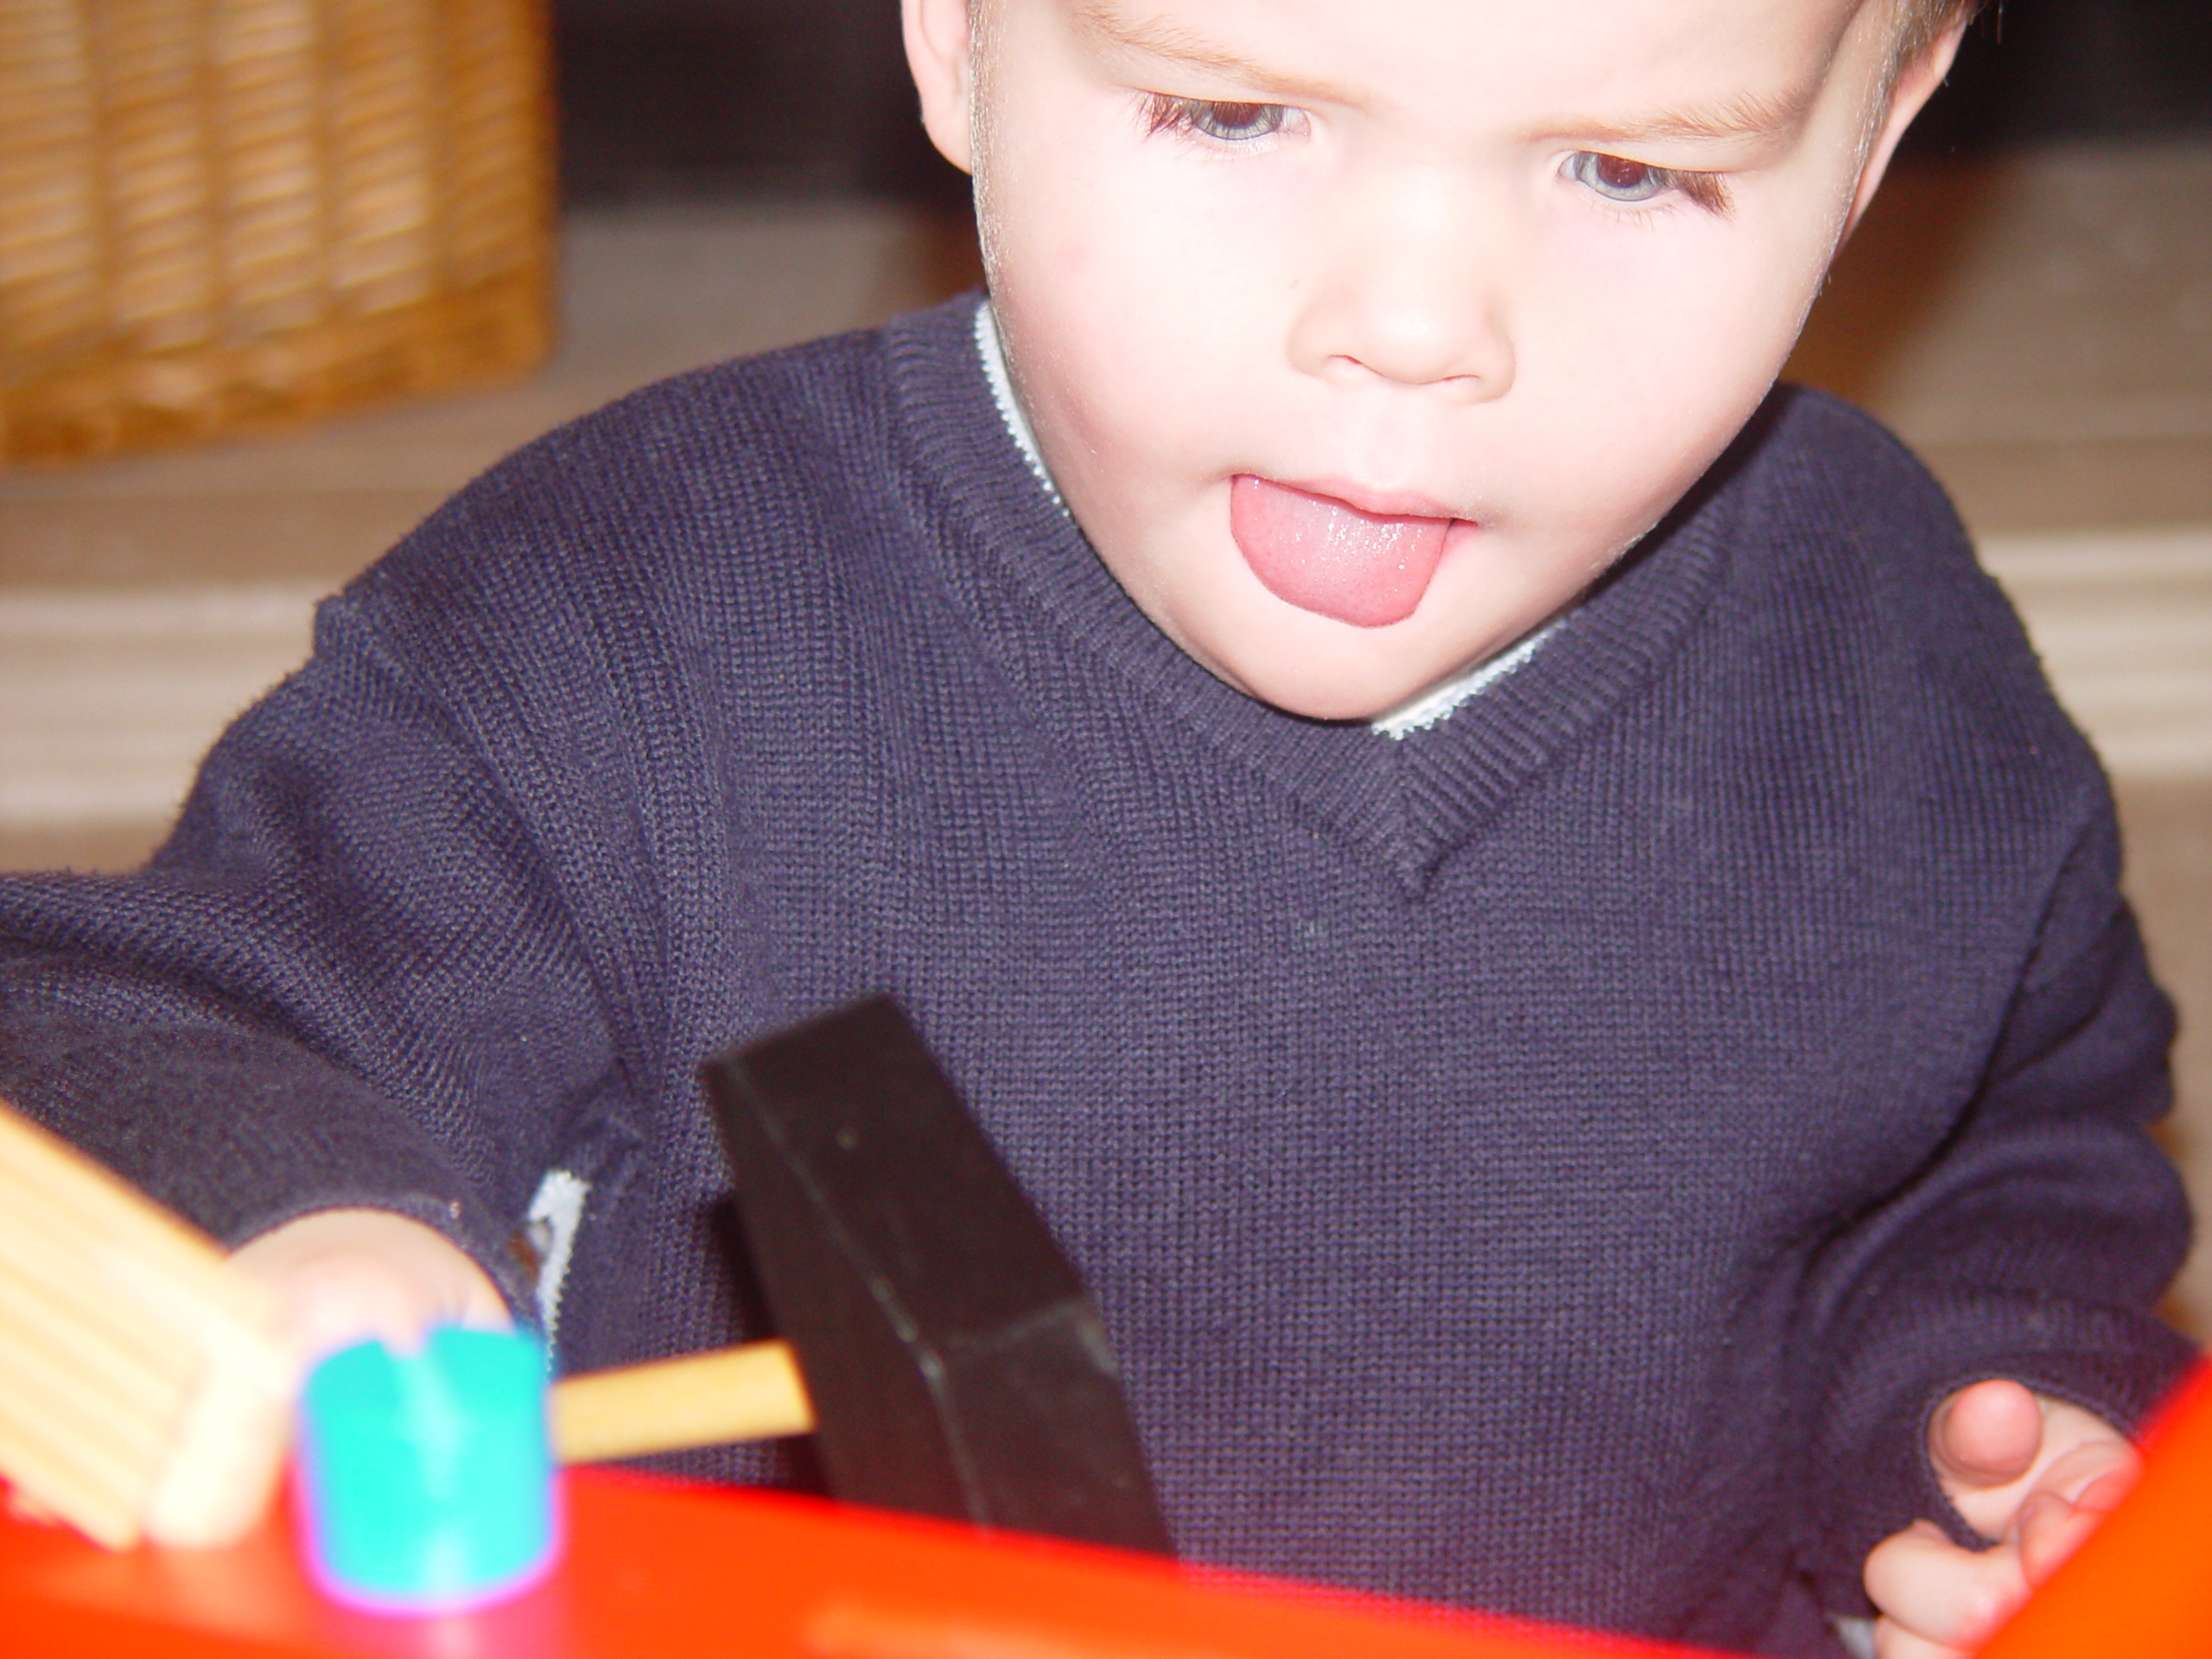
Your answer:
5,1359 -> 2209,1659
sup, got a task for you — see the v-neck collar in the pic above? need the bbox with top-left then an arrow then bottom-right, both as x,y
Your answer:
883,297 -> 1739,889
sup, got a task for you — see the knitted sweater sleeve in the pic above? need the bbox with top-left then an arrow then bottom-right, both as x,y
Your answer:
1794,789 -> 2197,1612
0,587 -> 622,1309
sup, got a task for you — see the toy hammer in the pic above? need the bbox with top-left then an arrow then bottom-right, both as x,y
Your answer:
550,997 -> 1173,1555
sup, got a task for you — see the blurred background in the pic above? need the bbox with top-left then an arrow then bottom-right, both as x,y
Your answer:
1,0 -> 2208,1322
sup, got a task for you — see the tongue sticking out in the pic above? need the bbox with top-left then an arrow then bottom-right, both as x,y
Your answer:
1230,474 -> 1453,628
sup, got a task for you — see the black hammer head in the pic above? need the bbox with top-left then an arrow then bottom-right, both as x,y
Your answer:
702,997 -> 1173,1555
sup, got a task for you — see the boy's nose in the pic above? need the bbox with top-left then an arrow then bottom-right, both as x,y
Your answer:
1287,174 -> 1516,401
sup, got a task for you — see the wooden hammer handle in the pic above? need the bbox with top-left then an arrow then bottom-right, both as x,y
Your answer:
549,1338 -> 813,1465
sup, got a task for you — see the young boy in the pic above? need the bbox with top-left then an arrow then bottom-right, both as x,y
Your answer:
0,1 -> 2193,1655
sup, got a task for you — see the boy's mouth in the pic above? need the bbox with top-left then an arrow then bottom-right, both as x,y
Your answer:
1229,475 -> 1468,628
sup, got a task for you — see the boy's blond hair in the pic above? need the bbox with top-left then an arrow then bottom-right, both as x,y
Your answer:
1895,0 -> 1981,63
961,1 -> 1980,77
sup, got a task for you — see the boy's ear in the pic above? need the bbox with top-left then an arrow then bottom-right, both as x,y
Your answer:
1842,17 -> 1969,237
904,0 -> 978,175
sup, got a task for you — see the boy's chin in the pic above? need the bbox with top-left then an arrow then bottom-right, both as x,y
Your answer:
1199,640 -> 1462,726
1157,575 -> 1515,725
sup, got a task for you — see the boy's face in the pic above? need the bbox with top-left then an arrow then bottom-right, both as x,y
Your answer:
906,0 -> 1957,720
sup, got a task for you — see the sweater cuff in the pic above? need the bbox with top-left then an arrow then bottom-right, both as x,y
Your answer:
0,1014 -> 533,1316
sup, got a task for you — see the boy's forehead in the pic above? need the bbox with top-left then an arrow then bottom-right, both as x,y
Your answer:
999,0 -> 1885,123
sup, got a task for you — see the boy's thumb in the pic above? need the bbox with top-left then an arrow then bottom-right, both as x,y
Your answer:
1929,1378 -> 2044,1493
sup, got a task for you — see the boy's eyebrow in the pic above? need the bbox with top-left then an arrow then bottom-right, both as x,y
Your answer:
1069,0 -> 1353,104
1071,1 -> 1815,146
1548,82 -> 1818,147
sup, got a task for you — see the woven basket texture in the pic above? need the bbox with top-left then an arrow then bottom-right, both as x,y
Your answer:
0,0 -> 555,464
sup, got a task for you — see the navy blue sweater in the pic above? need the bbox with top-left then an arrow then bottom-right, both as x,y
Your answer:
0,298 -> 2193,1655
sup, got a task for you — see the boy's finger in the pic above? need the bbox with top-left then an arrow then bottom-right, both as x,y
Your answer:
2015,1478 -> 2126,1589
1864,1518 -> 2028,1651
2008,1427 -> 2139,1587
232,1208 -> 513,1364
2073,1461 -> 2138,1515
266,1251 -> 446,1361
2034,1435 -> 2140,1510
1928,1378 -> 2043,1493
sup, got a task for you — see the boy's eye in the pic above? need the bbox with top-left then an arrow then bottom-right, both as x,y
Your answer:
1567,150 -> 1730,213
1144,95 -> 1292,144
1573,151 -> 1668,201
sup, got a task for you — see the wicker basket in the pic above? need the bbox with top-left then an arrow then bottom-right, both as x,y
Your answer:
0,0 -> 556,464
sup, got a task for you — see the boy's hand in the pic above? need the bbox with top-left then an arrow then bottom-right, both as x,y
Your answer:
230,1207 -> 512,1365
137,1210 -> 512,1548
1862,1379 -> 2139,1658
